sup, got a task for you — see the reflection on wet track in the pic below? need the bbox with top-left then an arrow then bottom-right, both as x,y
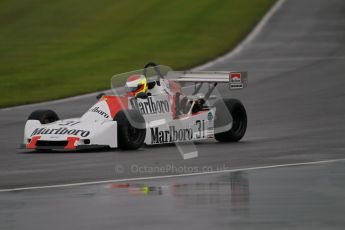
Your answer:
2,162 -> 345,230
108,171 -> 249,209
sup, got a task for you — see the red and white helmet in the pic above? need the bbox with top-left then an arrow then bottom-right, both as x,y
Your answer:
125,74 -> 148,96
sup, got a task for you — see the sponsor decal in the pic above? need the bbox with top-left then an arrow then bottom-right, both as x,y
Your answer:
207,112 -> 213,121
89,106 -> 110,118
151,126 -> 193,144
230,72 -> 242,83
230,72 -> 244,89
207,127 -> 214,138
31,127 -> 90,137
130,97 -> 170,115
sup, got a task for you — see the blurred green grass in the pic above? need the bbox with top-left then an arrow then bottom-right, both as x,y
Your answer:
0,0 -> 275,107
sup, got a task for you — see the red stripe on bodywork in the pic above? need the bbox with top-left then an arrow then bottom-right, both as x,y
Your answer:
103,96 -> 129,119
64,137 -> 80,150
26,136 -> 41,149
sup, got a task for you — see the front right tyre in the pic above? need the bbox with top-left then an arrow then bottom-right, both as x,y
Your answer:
28,110 -> 59,124
114,110 -> 146,150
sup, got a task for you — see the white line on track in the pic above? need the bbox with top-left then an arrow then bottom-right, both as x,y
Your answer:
192,0 -> 286,71
227,55 -> 345,63
0,90 -> 112,112
1,158 -> 344,193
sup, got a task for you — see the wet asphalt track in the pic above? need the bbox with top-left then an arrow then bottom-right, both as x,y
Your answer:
2,161 -> 345,230
1,0 -> 345,227
1,0 -> 345,189
0,0 -> 345,229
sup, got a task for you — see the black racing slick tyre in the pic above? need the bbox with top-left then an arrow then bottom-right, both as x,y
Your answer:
214,99 -> 247,142
114,110 -> 146,150
28,110 -> 59,124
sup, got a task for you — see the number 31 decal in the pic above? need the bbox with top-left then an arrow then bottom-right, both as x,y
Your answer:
59,121 -> 81,126
196,120 -> 205,138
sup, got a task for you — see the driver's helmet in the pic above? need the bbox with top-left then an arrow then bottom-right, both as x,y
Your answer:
125,74 -> 148,96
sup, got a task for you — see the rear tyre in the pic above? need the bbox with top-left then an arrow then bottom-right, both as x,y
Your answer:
28,110 -> 59,124
114,110 -> 146,150
214,99 -> 247,142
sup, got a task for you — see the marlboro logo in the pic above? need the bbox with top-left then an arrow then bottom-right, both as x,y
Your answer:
230,72 -> 241,83
130,97 -> 170,115
31,127 -> 90,137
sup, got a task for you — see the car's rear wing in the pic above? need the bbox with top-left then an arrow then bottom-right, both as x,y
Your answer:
168,71 -> 248,89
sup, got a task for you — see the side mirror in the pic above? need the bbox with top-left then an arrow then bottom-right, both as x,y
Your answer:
96,93 -> 105,100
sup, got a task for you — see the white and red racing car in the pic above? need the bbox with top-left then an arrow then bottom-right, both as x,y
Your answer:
22,63 -> 247,151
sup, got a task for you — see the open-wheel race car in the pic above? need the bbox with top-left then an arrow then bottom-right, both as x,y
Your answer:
22,62 -> 247,151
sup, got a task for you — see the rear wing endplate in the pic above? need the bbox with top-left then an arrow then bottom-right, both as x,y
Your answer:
168,71 -> 248,89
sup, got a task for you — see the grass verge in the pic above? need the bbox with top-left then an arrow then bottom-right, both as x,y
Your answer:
0,0 -> 275,107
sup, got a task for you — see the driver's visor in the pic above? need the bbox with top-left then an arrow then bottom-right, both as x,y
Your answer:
126,84 -> 145,93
